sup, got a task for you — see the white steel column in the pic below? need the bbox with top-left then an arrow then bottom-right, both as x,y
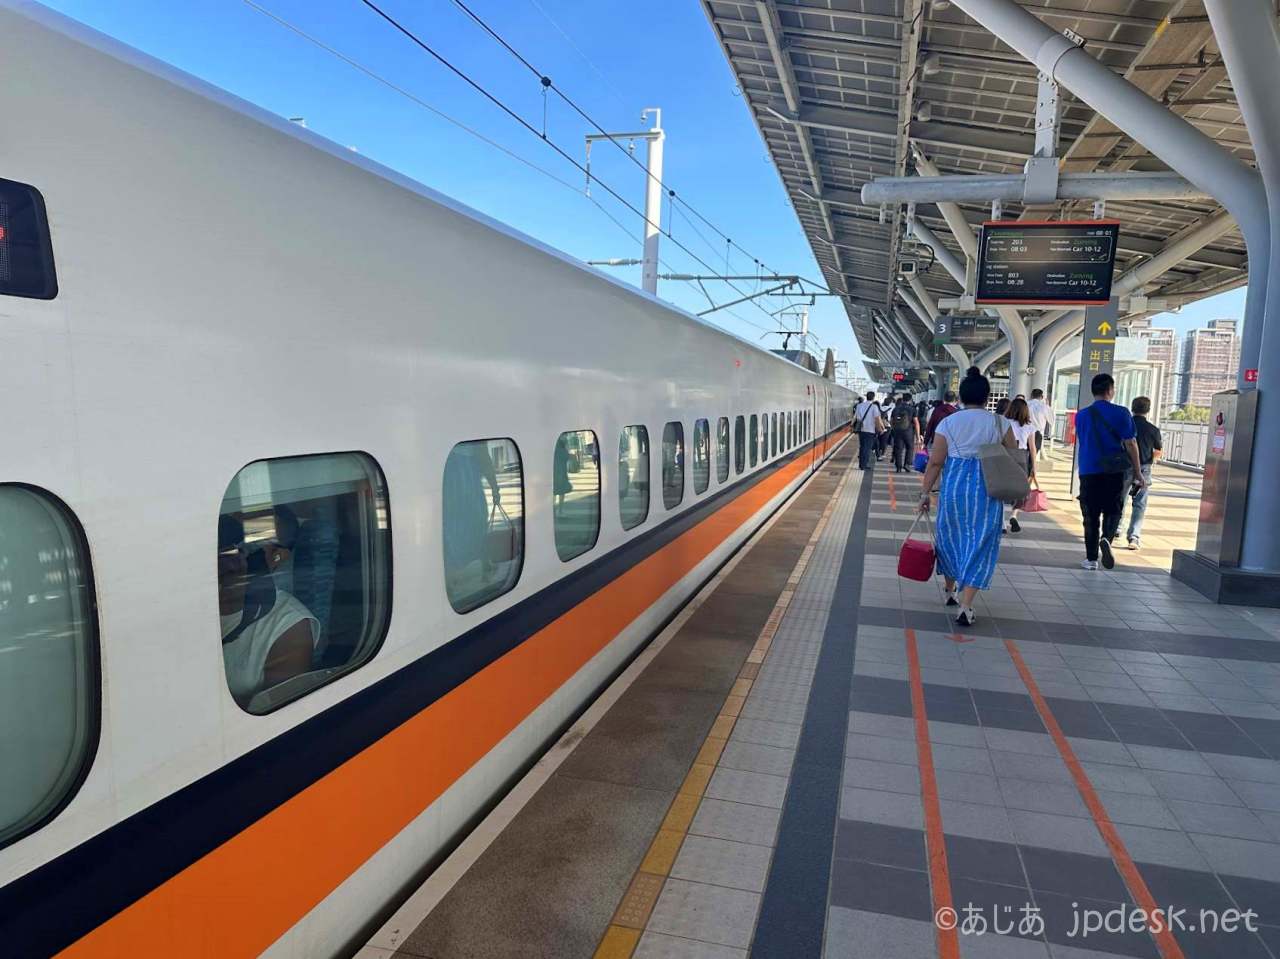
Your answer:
1205,0 -> 1280,571
910,149 -> 1031,394
948,0 -> 1269,374
641,108 -> 664,296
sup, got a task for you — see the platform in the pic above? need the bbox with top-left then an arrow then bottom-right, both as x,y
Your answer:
361,444 -> 1280,959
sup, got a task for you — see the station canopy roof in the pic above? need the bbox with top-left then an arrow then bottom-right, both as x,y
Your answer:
700,0 -> 1251,379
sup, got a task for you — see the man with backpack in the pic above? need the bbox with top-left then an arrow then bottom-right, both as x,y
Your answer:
1074,373 -> 1145,571
890,395 -> 919,472
854,391 -> 884,470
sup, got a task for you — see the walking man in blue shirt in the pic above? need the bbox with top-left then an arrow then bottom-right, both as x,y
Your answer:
1074,374 -> 1145,570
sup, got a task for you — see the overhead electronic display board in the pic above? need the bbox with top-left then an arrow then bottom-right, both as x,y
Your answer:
976,220 -> 1119,306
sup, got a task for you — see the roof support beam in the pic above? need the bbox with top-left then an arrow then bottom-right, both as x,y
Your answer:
862,171 -> 1210,205
755,1 -> 845,282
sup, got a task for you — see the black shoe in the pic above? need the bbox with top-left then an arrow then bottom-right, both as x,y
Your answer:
1099,537 -> 1115,570
1009,517 -> 1021,533
956,608 -> 975,627
945,592 -> 959,607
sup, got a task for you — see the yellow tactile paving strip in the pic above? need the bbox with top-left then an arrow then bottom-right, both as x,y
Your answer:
593,458 -> 854,959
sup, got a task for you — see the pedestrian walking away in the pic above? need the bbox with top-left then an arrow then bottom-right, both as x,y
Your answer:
1028,388 -> 1054,452
890,395 -> 919,472
1073,373 -> 1145,571
918,367 -> 1018,627
1001,396 -> 1039,533
854,391 -> 884,470
1120,395 -> 1163,550
876,393 -> 893,460
923,390 -> 958,448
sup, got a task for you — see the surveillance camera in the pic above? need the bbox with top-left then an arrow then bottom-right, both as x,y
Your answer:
898,260 -> 917,277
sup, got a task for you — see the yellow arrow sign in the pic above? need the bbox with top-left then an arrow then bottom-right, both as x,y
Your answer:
1097,320 -> 1113,336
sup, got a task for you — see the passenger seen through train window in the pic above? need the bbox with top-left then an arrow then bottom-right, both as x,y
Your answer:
218,514 -> 318,707
218,452 -> 392,712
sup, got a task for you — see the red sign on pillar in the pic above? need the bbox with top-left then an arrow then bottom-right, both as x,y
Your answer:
1245,368 -> 1259,383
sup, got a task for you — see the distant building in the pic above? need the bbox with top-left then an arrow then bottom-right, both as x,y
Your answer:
1128,319 -> 1179,413
1178,318 -> 1241,408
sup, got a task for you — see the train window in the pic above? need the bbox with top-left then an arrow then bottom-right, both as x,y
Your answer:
749,415 -> 759,467
0,486 -> 96,849
0,178 -> 58,299
771,413 -> 778,456
662,422 -> 685,510
734,416 -> 746,475
760,413 -> 768,462
716,418 -> 730,483
553,430 -> 600,562
443,440 -> 523,614
619,426 -> 650,531
692,419 -> 711,494
219,452 -> 393,713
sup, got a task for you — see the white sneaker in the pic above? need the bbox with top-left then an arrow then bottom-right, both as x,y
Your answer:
955,607 -> 976,627
1080,560 -> 1099,571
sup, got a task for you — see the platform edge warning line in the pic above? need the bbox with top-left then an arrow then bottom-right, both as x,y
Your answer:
904,628 -> 959,959
592,446 -> 853,959
1003,638 -> 1187,959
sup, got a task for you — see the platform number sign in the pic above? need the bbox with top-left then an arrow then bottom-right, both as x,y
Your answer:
933,314 -> 952,344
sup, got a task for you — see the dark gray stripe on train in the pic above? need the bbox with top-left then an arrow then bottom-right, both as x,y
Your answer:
0,431 -> 846,959
849,673 -> 1280,760
751,463 -> 873,959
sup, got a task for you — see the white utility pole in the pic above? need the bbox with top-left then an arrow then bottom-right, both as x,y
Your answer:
586,107 -> 665,295
639,108 -> 664,295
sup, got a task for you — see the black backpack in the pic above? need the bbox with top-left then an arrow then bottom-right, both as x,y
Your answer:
891,404 -> 913,431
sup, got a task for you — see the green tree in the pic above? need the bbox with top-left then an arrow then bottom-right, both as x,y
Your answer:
1168,405 -> 1211,424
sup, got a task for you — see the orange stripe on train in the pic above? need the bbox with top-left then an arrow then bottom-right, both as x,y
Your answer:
59,429 -> 850,958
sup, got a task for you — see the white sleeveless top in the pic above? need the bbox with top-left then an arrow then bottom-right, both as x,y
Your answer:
935,409 -> 1006,459
221,589 -> 320,702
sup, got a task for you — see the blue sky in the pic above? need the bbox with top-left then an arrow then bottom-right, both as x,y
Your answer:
42,0 -> 1246,372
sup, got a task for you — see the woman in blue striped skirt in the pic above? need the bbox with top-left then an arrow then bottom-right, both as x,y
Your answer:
917,368 -> 1017,627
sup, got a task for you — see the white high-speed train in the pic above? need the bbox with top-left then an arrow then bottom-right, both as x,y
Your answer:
0,3 -> 855,956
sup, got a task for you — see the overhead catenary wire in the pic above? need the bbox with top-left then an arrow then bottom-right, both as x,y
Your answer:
358,0 -> 792,326
443,0 -> 844,300
243,0 -> 797,342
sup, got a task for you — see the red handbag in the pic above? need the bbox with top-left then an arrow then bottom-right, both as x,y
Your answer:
898,511 -> 936,582
1020,477 -> 1049,513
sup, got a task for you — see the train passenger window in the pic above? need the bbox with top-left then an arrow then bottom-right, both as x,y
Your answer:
716,418 -> 730,483
619,426 -> 650,530
771,413 -> 778,456
734,416 -> 746,475
0,486 -> 96,849
749,415 -> 758,467
692,419 -> 711,494
662,422 -> 685,509
554,430 -> 600,562
760,413 -> 768,462
218,453 -> 393,713
0,178 -> 58,300
443,440 -> 523,614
